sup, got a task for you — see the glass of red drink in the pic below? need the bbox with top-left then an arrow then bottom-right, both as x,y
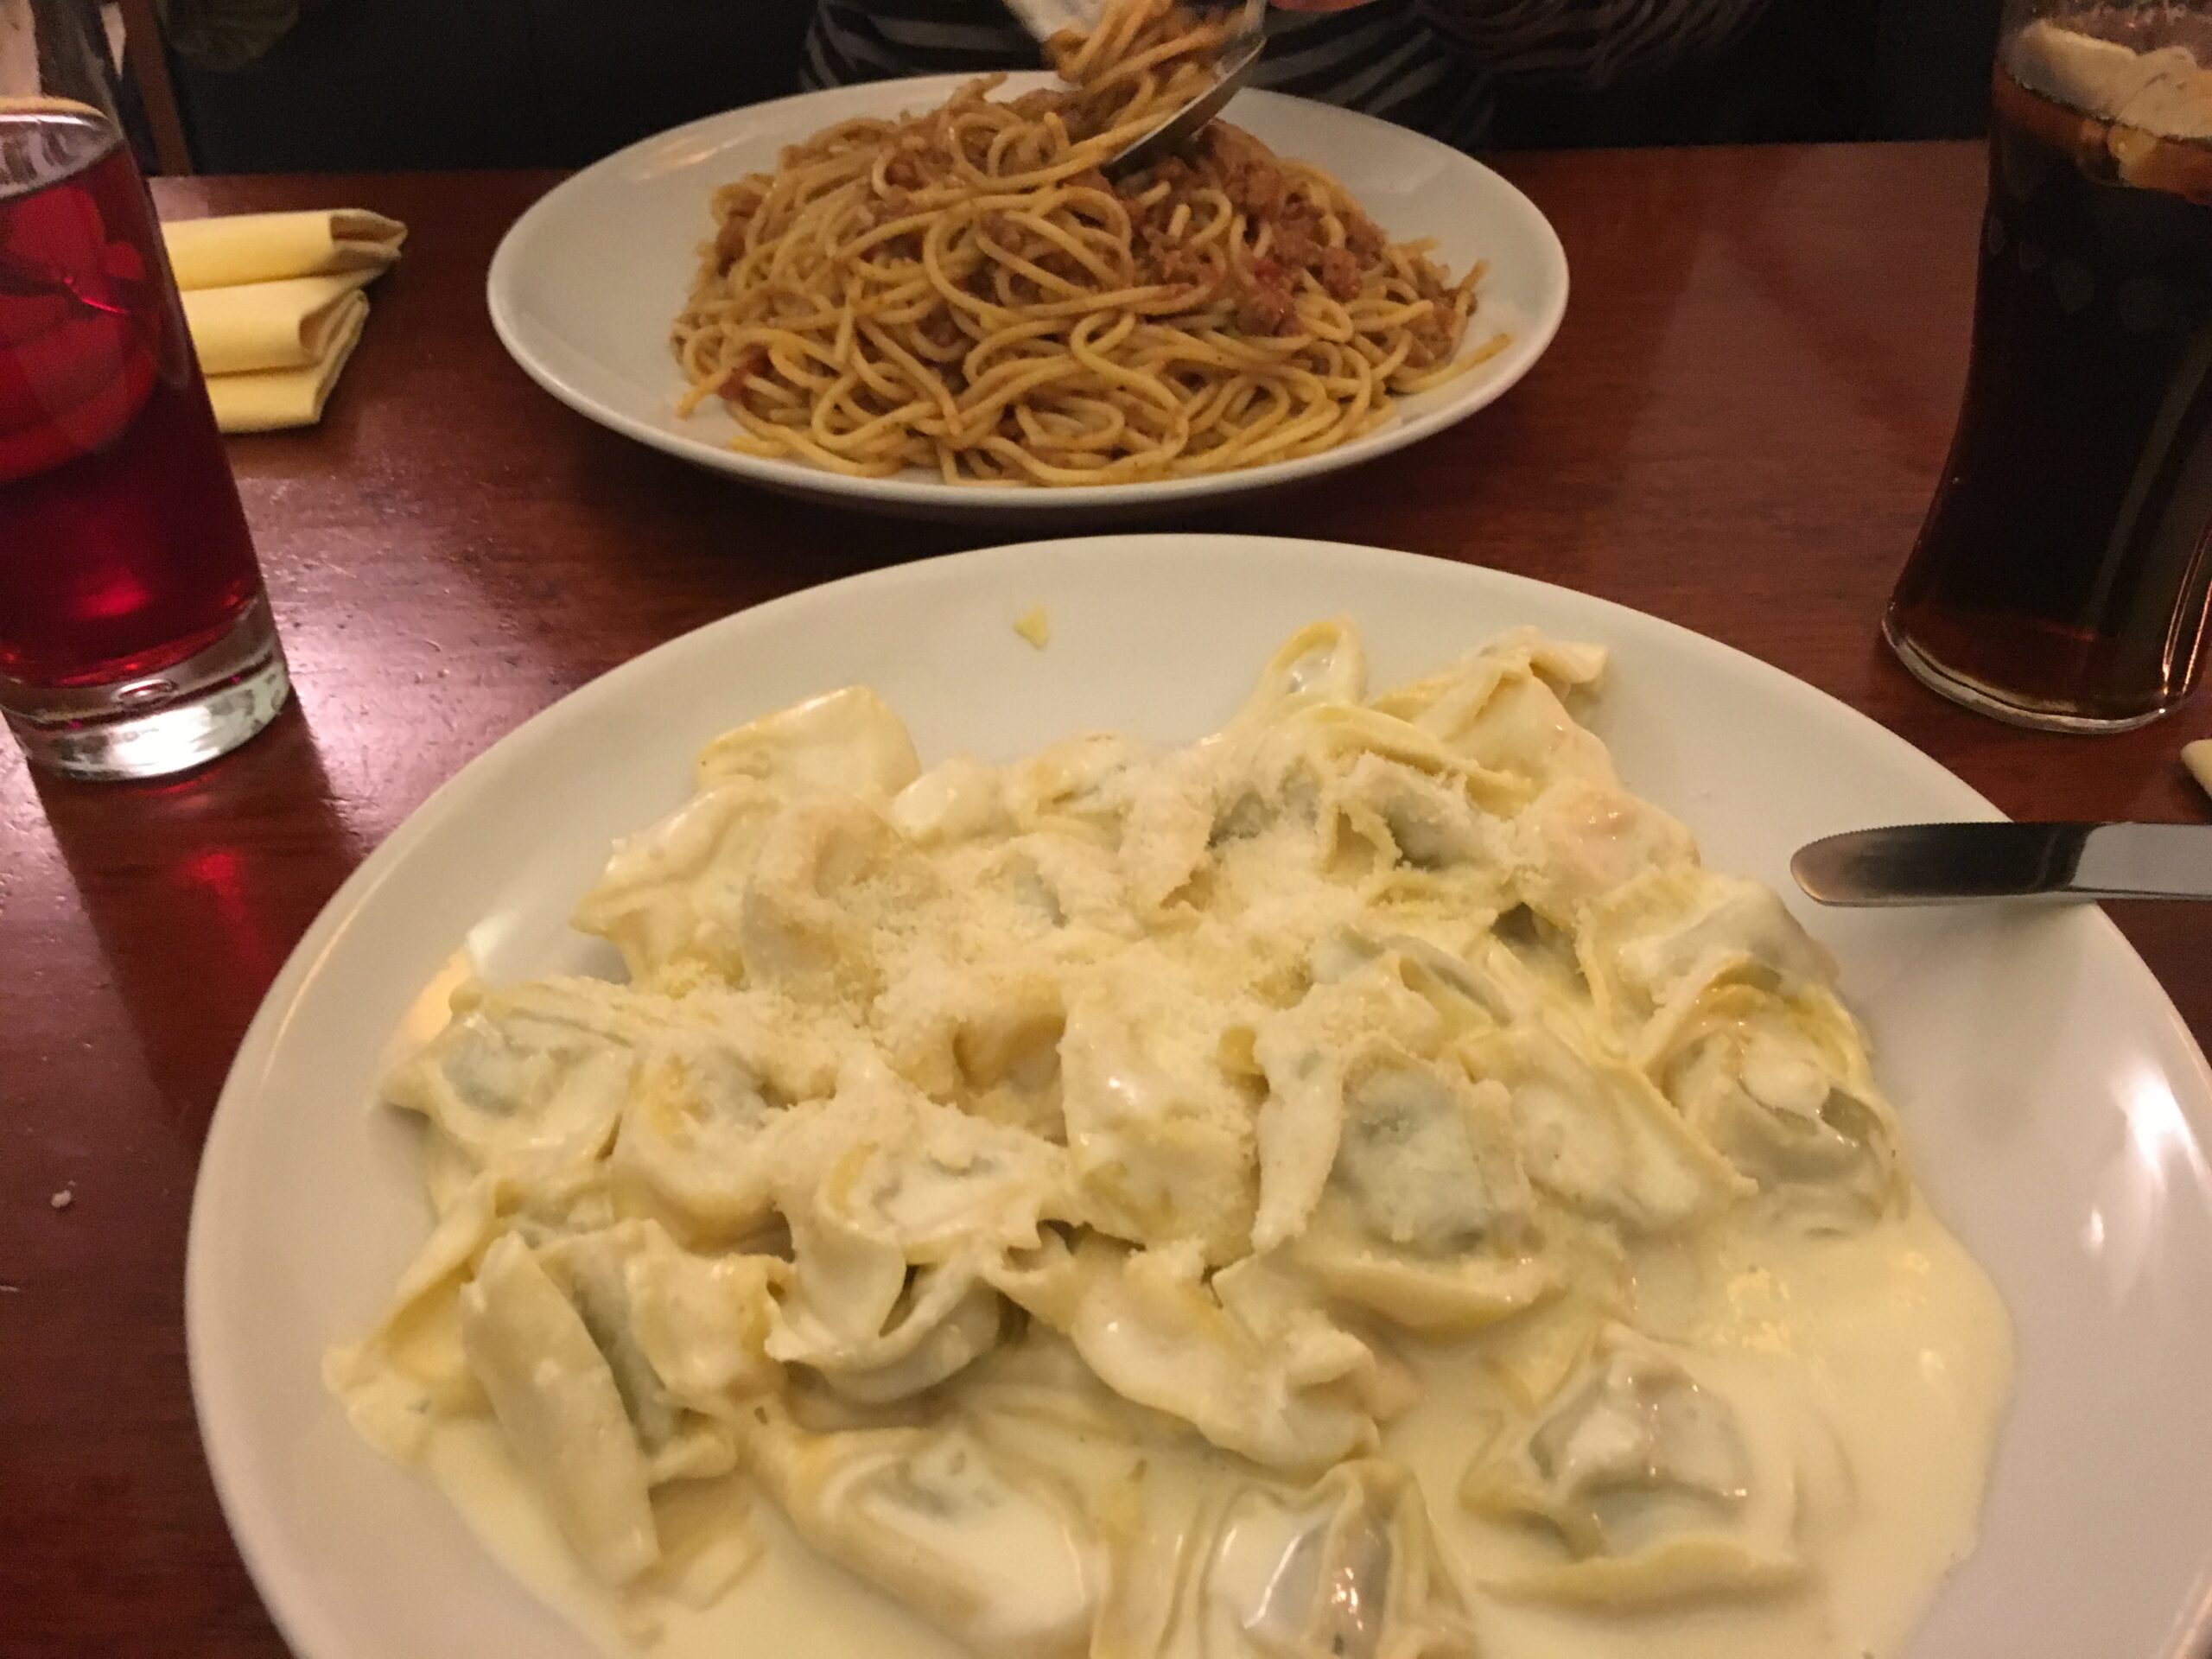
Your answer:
0,0 -> 288,779
1888,0 -> 2212,732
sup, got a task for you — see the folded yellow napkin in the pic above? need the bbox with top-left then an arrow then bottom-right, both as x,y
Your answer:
160,210 -> 406,432
201,299 -> 370,434
181,270 -> 374,377
162,209 -> 407,291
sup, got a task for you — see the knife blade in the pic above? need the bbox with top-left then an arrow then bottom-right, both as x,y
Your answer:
1790,822 -> 2212,906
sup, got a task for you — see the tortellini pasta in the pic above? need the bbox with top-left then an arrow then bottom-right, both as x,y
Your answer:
1461,1325 -> 1834,1605
330,620 -> 1990,1659
1203,1460 -> 1478,1658
458,1233 -> 664,1585
992,1236 -> 1385,1470
749,1408 -> 1106,1656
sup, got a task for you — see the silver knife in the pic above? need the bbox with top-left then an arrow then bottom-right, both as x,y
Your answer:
1791,823 -> 2212,906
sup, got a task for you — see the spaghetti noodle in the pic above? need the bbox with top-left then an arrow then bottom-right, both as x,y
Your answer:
671,0 -> 1502,485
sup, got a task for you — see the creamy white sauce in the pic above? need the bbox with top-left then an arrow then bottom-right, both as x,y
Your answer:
429,1427 -> 976,1659
1422,1205 -> 2012,1659
426,1199 -> 2010,1659
339,618 -> 2020,1659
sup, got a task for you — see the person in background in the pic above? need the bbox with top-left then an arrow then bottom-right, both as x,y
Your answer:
798,0 -> 1785,149
145,0 -> 1987,171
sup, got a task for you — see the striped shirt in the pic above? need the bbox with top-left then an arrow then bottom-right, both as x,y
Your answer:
799,0 -> 1774,148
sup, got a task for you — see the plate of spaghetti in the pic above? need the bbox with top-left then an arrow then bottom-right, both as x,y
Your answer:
488,3 -> 1567,517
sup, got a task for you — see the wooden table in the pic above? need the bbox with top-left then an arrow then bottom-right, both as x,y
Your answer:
3,146 -> 2207,1656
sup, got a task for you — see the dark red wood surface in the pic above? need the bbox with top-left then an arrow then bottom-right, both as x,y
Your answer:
2,146 -> 2207,1656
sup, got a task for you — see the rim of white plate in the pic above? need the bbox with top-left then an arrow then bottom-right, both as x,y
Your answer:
485,77 -> 1569,516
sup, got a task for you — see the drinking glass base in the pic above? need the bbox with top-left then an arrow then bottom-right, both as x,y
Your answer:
2,598 -> 291,780
1883,615 -> 2179,735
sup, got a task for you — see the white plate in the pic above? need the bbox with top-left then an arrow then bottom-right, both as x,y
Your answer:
188,535 -> 2212,1659
486,78 -> 1567,522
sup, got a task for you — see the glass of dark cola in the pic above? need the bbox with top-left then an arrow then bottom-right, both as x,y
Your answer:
1888,0 -> 2212,731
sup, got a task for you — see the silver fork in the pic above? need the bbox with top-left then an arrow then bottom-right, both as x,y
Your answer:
1001,0 -> 1268,177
